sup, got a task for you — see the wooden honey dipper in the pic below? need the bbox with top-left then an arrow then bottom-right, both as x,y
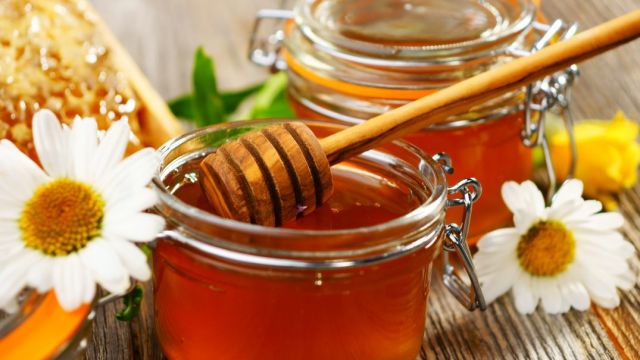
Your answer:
200,10 -> 640,226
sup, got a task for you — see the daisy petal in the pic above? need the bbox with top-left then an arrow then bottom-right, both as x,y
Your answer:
501,181 -> 526,213
513,209 -> 538,233
105,188 -> 158,218
591,292 -> 620,309
26,256 -> 53,292
546,198 -> 581,221
569,212 -> 625,231
104,213 -> 165,243
0,242 -> 24,263
81,269 -> 96,304
475,250 -> 518,278
501,181 -> 545,229
614,270 -> 637,291
476,228 -> 520,252
521,181 -> 546,218
580,267 -> 619,307
479,263 -> 521,303
0,206 -> 21,221
577,244 -> 633,275
92,119 -> 130,181
32,109 -> 68,177
560,200 -> 602,222
52,254 -> 86,311
0,250 -> 40,306
78,239 -> 130,294
552,179 -> 583,207
69,117 -> 99,181
108,239 -> 151,281
97,148 -> 160,201
0,141 -> 49,202
512,276 -> 537,314
540,281 -> 563,314
560,282 -> 590,311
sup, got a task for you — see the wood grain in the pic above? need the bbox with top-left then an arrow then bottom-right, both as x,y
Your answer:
199,122 -> 333,226
87,0 -> 640,359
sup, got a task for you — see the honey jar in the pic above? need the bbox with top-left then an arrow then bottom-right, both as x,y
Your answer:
249,0 -> 578,241
0,291 -> 94,359
151,119 -> 485,359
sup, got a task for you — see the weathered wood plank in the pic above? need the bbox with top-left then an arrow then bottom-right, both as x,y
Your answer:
541,0 -> 640,119
85,295 -> 134,360
539,1 -> 640,359
591,184 -> 640,360
425,282 -> 621,359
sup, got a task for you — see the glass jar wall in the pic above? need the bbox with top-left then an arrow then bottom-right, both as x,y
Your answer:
274,0 -> 539,241
0,291 -> 93,359
151,119 -> 472,360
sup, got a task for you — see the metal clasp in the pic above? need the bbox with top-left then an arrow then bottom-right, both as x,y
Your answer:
434,154 -> 487,311
248,9 -> 293,71
511,20 -> 580,203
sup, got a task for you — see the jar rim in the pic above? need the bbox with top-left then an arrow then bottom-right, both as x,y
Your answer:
152,119 -> 448,240
293,0 -> 536,61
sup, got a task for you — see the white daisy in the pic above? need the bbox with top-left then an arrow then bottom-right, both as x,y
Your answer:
474,179 -> 636,314
0,109 -> 164,311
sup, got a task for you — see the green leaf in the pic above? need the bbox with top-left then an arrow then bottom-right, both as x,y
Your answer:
249,72 -> 295,119
168,48 -> 294,126
168,94 -> 195,120
140,243 -> 153,259
115,285 -> 144,322
200,127 -> 254,148
167,83 -> 263,122
220,83 -> 263,115
192,47 -> 226,127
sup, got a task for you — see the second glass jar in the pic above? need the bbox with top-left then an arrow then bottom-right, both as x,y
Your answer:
252,0 -> 543,240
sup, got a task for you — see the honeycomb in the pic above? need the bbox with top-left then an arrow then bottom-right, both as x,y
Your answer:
0,0 -> 144,159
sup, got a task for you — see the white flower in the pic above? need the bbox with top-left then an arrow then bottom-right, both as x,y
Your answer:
0,109 -> 164,311
474,179 -> 636,314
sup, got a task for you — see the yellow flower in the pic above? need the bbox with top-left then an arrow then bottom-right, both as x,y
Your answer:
550,111 -> 640,209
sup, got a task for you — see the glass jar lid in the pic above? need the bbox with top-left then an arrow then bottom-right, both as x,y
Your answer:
294,0 -> 535,61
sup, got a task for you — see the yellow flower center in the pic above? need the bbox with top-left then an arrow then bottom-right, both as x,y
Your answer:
19,178 -> 104,256
517,220 -> 575,277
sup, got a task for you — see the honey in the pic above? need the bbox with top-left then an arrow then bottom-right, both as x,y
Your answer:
0,0 -> 145,158
173,162 -> 421,231
151,120 -> 456,360
0,292 -> 92,359
156,161 -> 431,359
291,101 -> 531,237
250,0 -> 543,241
404,113 -> 532,236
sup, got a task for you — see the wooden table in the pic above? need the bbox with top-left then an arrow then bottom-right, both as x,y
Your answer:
87,0 -> 640,358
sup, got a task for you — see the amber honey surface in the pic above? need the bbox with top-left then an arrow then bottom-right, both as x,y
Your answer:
405,112 -> 533,238
291,100 -> 532,240
154,160 -> 438,360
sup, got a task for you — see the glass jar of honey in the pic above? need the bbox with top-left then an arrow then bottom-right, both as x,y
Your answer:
152,119 -> 485,359
0,291 -> 94,359
249,0 -> 578,241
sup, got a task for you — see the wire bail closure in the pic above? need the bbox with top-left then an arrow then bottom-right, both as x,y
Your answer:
512,20 -> 580,203
248,13 -> 580,203
434,153 -> 487,311
248,9 -> 292,71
